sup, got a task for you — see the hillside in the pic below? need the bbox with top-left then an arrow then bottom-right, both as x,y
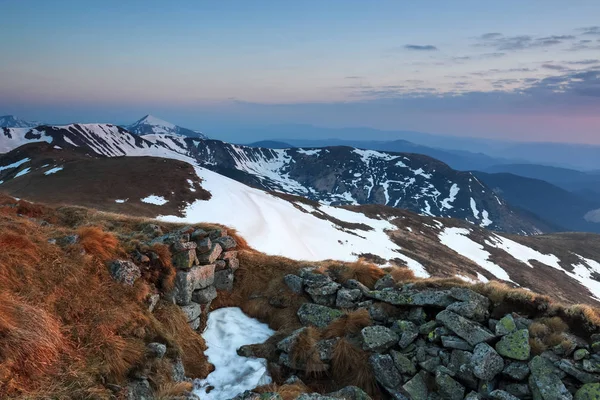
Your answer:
475,172 -> 600,233
0,123 -> 553,234
3,195 -> 600,399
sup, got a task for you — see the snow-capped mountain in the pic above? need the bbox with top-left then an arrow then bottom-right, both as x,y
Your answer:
126,115 -> 207,139
0,115 -> 40,128
0,123 -> 550,234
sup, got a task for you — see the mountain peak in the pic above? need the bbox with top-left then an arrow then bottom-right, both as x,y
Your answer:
127,115 -> 206,139
0,115 -> 40,128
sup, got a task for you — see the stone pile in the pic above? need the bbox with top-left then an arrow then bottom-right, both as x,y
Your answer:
153,226 -> 239,330
238,268 -> 600,400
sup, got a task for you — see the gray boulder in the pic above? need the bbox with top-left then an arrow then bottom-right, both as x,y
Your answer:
361,326 -> 399,353
503,361 -> 530,380
169,264 -> 215,305
336,288 -> 362,308
146,342 -> 167,359
126,379 -> 153,400
284,274 -> 304,294
471,343 -> 504,381
297,303 -> 343,328
391,320 -> 419,348
172,249 -> 199,270
435,371 -> 465,400
369,354 -> 407,399
196,237 -> 212,253
490,390 -> 520,400
192,285 -> 217,304
374,274 -> 396,290
214,235 -> 237,250
367,289 -> 454,307
214,268 -> 234,291
436,310 -> 495,346
403,371 -> 429,400
109,260 -> 141,286
197,243 -> 222,264
529,355 -> 573,400
495,314 -> 517,336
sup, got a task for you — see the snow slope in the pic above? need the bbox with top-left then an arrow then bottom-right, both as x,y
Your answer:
158,166 -> 427,274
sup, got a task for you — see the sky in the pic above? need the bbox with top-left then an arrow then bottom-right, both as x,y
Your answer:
1,0 -> 600,143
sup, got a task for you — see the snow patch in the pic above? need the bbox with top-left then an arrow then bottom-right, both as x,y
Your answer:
0,157 -> 30,172
115,199 -> 128,204
441,184 -> 459,210
439,227 -> 514,283
141,195 -> 168,205
14,167 -> 31,178
44,166 -> 63,175
297,149 -> 321,156
193,307 -> 274,399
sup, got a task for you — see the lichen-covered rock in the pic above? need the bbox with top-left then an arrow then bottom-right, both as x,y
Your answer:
446,300 -> 488,322
326,386 -> 372,399
389,320 -> 419,348
369,354 -> 404,397
471,343 -> 504,381
336,288 -> 362,308
503,361 -> 530,380
277,327 -> 306,353
575,349 -> 591,361
441,335 -> 473,351
297,303 -> 343,328
495,329 -> 530,360
305,281 -> 340,306
490,389 -> 520,400
583,359 -> 600,373
361,325 -> 399,352
503,383 -> 530,398
495,314 -> 517,336
529,355 -> 573,400
374,274 -> 396,290
465,391 -> 482,400
435,371 -> 465,400
284,274 -> 304,294
557,360 -> 600,384
345,279 -> 371,296
368,289 -> 454,307
316,338 -> 338,362
391,350 -> 417,375
436,310 -> 495,346
109,260 -> 141,286
575,383 -> 600,400
403,371 -> 429,400
126,378 -> 153,400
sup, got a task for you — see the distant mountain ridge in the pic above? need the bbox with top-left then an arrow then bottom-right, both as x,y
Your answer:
0,115 -> 41,128
0,123 -> 554,234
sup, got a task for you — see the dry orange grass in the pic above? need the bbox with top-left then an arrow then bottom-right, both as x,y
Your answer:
149,243 -> 177,292
255,382 -> 309,400
0,293 -> 65,393
323,309 -> 372,339
290,326 -> 327,375
325,261 -> 386,289
331,338 -> 377,396
389,266 -> 416,282
78,226 -> 119,261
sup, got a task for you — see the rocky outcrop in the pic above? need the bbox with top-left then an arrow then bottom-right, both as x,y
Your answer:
237,270 -> 600,400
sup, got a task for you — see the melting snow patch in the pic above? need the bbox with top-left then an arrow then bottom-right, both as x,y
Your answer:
0,157 -> 30,172
115,199 -> 128,204
141,195 -> 168,205
439,227 -> 514,283
486,234 -> 561,269
53,145 -> 62,150
456,274 -> 477,284
14,167 -> 31,178
44,166 -> 63,175
193,307 -> 274,399
412,168 -> 432,179
63,136 -> 78,147
187,178 -> 196,192
570,255 -> 600,300
441,184 -> 460,210
470,198 -> 480,219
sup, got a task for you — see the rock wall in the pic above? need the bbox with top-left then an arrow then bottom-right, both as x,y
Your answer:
238,268 -> 600,400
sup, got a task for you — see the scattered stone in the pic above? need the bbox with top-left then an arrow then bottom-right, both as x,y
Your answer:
441,335 -> 473,351
471,343 -> 504,381
558,360 -> 600,384
345,279 -> 371,296
316,339 -> 338,362
221,251 -> 239,270
435,371 -> 465,400
108,260 -> 141,286
583,359 -> 600,373
171,358 -> 186,381
369,354 -> 403,395
575,349 -> 590,361
147,342 -> 167,359
489,389 -> 519,400
495,314 -> 517,336
529,355 -> 573,400
325,386 -> 372,399
503,383 -> 530,398
361,326 -> 399,352
189,317 -> 200,330
495,329 -> 530,360
173,241 -> 197,252
144,223 -> 163,236
419,320 -> 438,335
305,281 -> 340,306
190,229 -> 209,240
126,378 -> 153,400
436,310 -> 495,346
197,243 -> 223,264
403,372 -> 429,400
503,361 -> 530,381
374,274 -> 396,290
297,303 -> 343,328
390,320 -> 419,348
447,301 -> 488,322
391,350 -> 417,375
336,288 -> 362,308
57,234 -> 79,246
465,392 -> 482,400
277,328 -> 306,353
146,293 -> 160,312
408,307 -> 428,325
284,274 -> 304,294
